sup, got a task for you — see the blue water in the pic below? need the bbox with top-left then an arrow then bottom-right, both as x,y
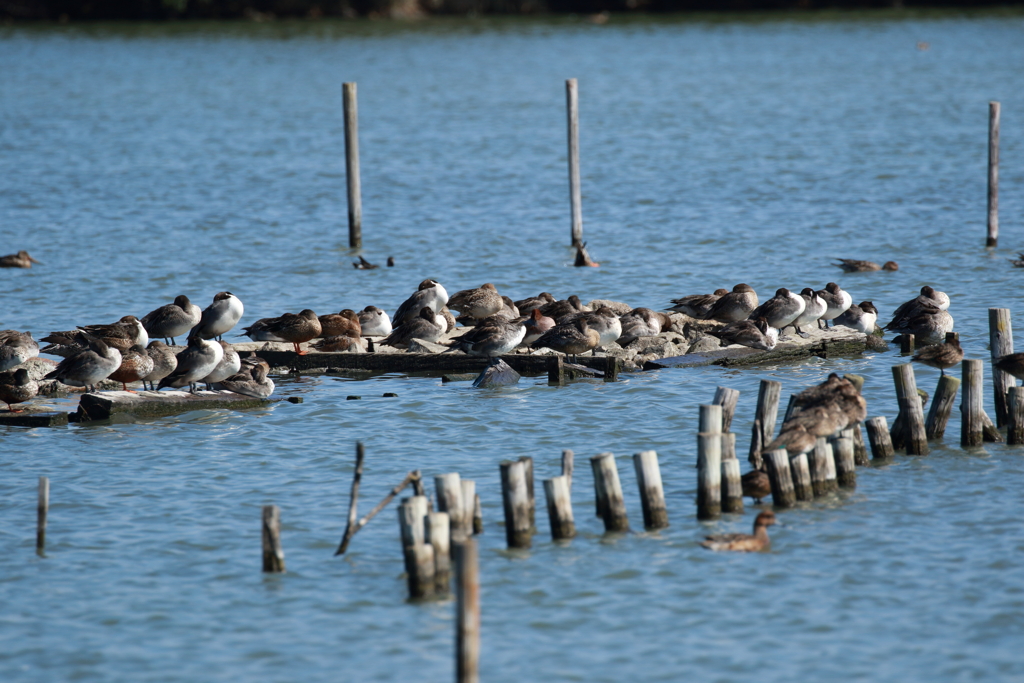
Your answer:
2,13 -> 1024,682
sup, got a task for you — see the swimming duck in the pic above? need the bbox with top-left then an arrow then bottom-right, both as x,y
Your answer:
201,341 -> 241,388
142,341 -> 177,391
703,284 -> 759,323
447,283 -> 504,321
140,295 -> 202,345
791,288 -> 826,338
522,309 -> 556,346
216,362 -> 275,399
392,279 -> 449,326
449,317 -> 526,357
815,283 -> 853,329
832,259 -> 899,272
190,292 -> 244,341
0,250 -> 41,268
108,344 -> 155,392
717,317 -> 778,351
833,301 -> 879,335
573,241 -> 599,267
700,510 -> 777,552
741,470 -> 771,504
353,256 -> 379,269
618,308 -> 672,345
0,330 -> 40,371
318,309 -> 361,339
0,368 -> 38,411
381,307 -> 444,349
158,334 -> 224,393
912,337 -> 963,376
531,317 -> 600,360
357,306 -> 392,337
669,289 -> 729,319
749,288 -> 805,338
43,331 -> 122,392
514,292 -> 556,314
1009,254 -> 1024,268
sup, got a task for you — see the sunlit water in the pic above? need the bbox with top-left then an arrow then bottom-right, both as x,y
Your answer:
2,13 -> 1024,682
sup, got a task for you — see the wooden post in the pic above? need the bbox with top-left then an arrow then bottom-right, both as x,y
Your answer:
764,449 -> 796,508
962,359 -> 984,447
1008,386 -> 1024,444
989,308 -> 1014,426
851,424 -> 868,466
811,437 -> 837,495
566,78 -> 583,247
426,511 -> 451,594
926,375 -> 961,439
603,356 -> 620,382
342,82 -> 362,249
548,355 -> 565,386
712,386 -> 740,432
455,539 -> 480,683
749,418 -> 763,469
461,479 -> 477,537
633,450 -> 668,530
987,101 -> 1000,248
398,497 -> 434,599
981,410 -> 1003,443
893,364 -> 929,455
561,449 -> 574,490
336,442 -> 365,555
832,437 -> 856,489
435,473 -> 466,542
900,333 -> 916,355
699,403 -> 723,435
591,452 -> 629,532
399,496 -> 429,547
720,457 -> 744,513
865,416 -> 894,459
789,453 -> 813,501
748,380 -> 782,461
542,476 -> 575,540
696,433 -> 721,520
261,505 -> 285,573
721,431 -> 737,462
37,476 -> 49,555
472,495 -> 483,535
499,460 -> 532,549
517,456 -> 535,532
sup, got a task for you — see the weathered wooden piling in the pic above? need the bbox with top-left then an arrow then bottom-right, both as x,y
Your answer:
37,476 -> 48,555
499,460 -> 532,549
699,403 -> 723,435
712,386 -> 740,432
548,355 -> 564,386
961,359 -> 984,448
832,437 -> 856,489
461,479 -> 477,537
720,455 -> 744,513
989,308 -> 1014,426
981,409 -> 1004,443
851,424 -> 869,466
472,495 -> 483,535
789,453 -> 814,501
633,450 -> 669,530
542,475 -> 575,540
518,456 -> 536,532
398,497 -> 434,598
591,452 -> 629,532
721,430 -> 737,462
925,375 -> 961,439
865,416 -> 894,459
764,449 -> 796,508
261,505 -> 285,573
748,380 -> 782,461
566,78 -> 583,247
893,364 -> 929,455
604,356 -> 620,382
561,449 -> 574,489
342,82 -> 362,249
696,433 -> 721,520
1008,386 -> 1024,444
455,539 -> 480,683
987,100 -> 1000,248
811,438 -> 838,495
900,334 -> 916,355
435,473 -> 466,542
399,495 -> 429,547
426,511 -> 451,594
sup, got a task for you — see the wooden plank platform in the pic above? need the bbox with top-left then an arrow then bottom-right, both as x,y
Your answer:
75,390 -> 276,422
643,330 -> 873,370
0,408 -> 69,428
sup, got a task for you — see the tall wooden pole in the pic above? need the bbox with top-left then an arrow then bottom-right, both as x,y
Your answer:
343,82 -> 363,250
987,101 -> 1000,248
566,78 -> 583,247
455,539 -> 480,683
37,476 -> 49,556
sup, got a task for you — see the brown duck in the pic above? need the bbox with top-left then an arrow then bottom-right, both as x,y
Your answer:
262,309 -> 321,355
318,309 -> 362,339
701,510 -> 777,552
911,337 -> 963,376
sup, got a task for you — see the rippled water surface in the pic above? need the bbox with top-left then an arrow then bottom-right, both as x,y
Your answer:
2,13 -> 1024,682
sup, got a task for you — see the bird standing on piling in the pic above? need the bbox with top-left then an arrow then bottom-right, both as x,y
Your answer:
0,250 -> 41,268
190,292 -> 244,341
700,511 -> 777,552
911,337 -> 963,376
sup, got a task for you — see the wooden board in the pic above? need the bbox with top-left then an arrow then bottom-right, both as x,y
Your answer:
75,390 -> 275,422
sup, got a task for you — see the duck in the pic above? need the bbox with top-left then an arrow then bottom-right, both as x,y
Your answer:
0,250 -> 41,268
201,341 -> 241,388
140,295 -> 202,345
318,309 -> 361,339
495,296 -> 520,321
579,307 -> 624,349
573,241 -> 599,267
741,470 -> 771,504
717,317 -> 778,351
257,310 -> 322,355
1009,254 -> 1024,268
310,335 -> 363,352
669,289 -> 729,319
43,331 -> 122,392
890,306 -> 955,345
190,292 -> 244,341
438,307 -> 457,333
539,295 -> 587,322
531,317 -> 600,360
42,316 -> 149,358
700,510 -> 777,552
0,330 -> 40,371
215,362 -> 275,399
449,317 -> 526,357
832,259 -> 899,273
763,424 -> 819,458
447,283 -> 504,321
618,308 -> 672,345
381,307 -> 444,349
885,286 -> 950,330
786,374 -> 867,428
357,306 -> 392,337
353,256 -> 378,269
911,337 -> 963,376
142,341 -> 177,391
748,288 -> 805,338
815,283 -> 853,329
995,353 -> 1024,380
514,292 -> 556,314
392,279 -> 449,326
521,308 -> 556,346
0,368 -> 39,412
833,301 -> 879,334
158,334 -> 224,393
703,284 -> 759,323
107,344 -> 155,392
790,288 -> 826,338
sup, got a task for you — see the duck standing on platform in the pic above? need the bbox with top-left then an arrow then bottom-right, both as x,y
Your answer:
140,295 -> 202,345
44,331 -> 122,393
0,368 -> 39,411
190,292 -> 244,341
